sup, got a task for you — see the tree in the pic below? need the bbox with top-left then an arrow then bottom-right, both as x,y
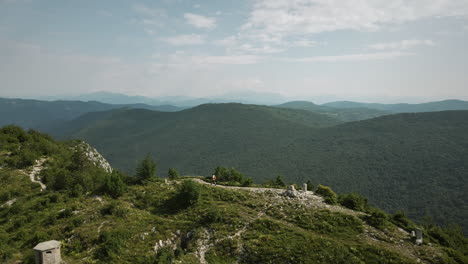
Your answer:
103,171 -> 126,198
167,168 -> 179,180
177,180 -> 200,207
136,155 -> 156,183
274,175 -> 286,187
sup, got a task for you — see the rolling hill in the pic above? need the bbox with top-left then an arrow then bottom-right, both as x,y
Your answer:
323,99 -> 468,113
47,105 -> 468,233
0,97 -> 182,129
276,101 -> 391,121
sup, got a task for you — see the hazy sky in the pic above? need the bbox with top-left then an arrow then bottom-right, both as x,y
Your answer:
1,0 -> 468,103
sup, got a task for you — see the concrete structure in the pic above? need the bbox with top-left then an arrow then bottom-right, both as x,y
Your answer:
415,229 -> 423,245
33,240 -> 61,264
303,183 -> 307,192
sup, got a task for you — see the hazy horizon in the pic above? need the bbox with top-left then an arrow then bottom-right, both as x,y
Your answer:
1,0 -> 467,103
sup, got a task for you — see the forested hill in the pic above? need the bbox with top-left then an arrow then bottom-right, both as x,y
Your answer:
48,103 -> 342,171
281,110 -> 468,233
47,106 -> 468,233
323,99 -> 468,113
275,101 -> 390,121
0,97 -> 181,129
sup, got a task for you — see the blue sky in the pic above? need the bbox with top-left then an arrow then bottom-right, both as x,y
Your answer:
1,0 -> 467,103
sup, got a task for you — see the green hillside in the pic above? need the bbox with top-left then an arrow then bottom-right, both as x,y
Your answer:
48,103 -> 342,173
0,126 -> 466,264
46,105 -> 468,234
276,101 -> 390,121
323,99 -> 468,113
0,97 -> 181,129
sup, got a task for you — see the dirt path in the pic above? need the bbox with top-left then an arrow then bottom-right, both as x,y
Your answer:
27,158 -> 47,191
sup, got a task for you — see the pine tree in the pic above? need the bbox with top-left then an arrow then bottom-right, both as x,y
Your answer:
136,155 -> 156,183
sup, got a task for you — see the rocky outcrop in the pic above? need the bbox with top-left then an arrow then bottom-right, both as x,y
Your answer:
282,185 -> 299,198
75,141 -> 113,173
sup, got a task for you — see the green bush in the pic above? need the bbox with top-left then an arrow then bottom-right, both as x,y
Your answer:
0,191 -> 11,203
58,208 -> 73,219
315,184 -> 338,205
102,171 -> 126,198
339,193 -> 369,212
101,201 -> 127,217
391,211 -> 416,231
136,154 -> 157,183
94,229 -> 130,260
242,178 -> 253,187
203,207 -> 225,224
364,209 -> 388,229
167,168 -> 180,180
177,180 -> 200,207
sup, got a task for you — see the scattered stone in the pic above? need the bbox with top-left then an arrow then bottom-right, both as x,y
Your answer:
302,183 -> 307,192
1,198 -> 17,208
282,185 -> 299,198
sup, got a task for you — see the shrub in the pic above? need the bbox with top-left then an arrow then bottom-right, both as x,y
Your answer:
167,168 -> 180,180
315,185 -> 338,205
391,211 -> 416,231
242,178 -> 253,187
58,208 -> 73,219
102,171 -> 126,198
177,180 -> 200,207
339,193 -> 369,212
364,209 -> 388,229
95,229 -> 130,260
0,191 -> 11,203
101,201 -> 127,217
203,207 -> 225,224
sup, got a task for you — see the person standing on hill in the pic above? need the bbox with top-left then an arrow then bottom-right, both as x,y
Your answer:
212,174 -> 217,186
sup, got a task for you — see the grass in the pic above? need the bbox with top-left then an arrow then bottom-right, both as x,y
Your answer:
0,172 -> 465,264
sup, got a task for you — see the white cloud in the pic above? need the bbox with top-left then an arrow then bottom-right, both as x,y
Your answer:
184,13 -> 216,29
133,4 -> 166,18
369,39 -> 435,50
195,55 -> 260,65
153,53 -> 261,69
164,34 -> 205,45
285,51 -> 412,62
242,0 -> 468,42
292,40 -> 318,47
133,4 -> 167,29
214,36 -> 237,46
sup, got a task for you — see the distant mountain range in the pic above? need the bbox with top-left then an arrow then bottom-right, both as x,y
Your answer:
323,99 -> 468,113
275,101 -> 391,122
37,91 -> 468,113
0,97 -> 182,129
39,91 -> 291,107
